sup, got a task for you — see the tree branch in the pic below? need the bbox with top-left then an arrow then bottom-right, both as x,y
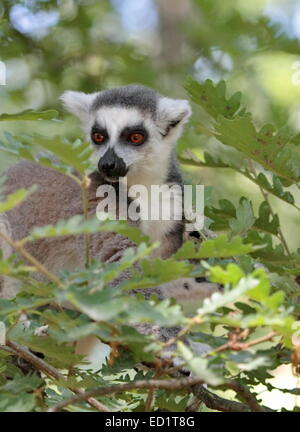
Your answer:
0,231 -> 64,287
221,380 -> 266,412
5,340 -> 64,380
162,316 -> 203,348
185,395 -> 203,412
210,331 -> 277,355
47,376 -> 204,412
191,384 -> 251,412
1,340 -> 109,412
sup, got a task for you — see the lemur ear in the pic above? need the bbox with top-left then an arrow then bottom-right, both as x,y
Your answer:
60,91 -> 95,120
156,97 -> 192,137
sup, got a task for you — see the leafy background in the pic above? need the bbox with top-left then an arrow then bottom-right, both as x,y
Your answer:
0,0 -> 300,412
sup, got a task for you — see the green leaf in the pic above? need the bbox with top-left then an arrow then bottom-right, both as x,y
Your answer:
0,252 -> 34,279
0,187 -> 36,213
205,199 -> 236,231
177,341 -> 222,385
185,77 -> 242,119
215,114 -> 300,182
66,286 -> 129,321
228,352 -> 271,372
179,150 -> 229,169
174,234 -> 256,259
117,257 -> 192,292
209,263 -> 245,286
229,198 -> 256,237
10,324 -> 82,369
0,133 -> 92,176
0,295 -> 54,317
32,135 -> 92,174
129,297 -> 185,327
0,393 -> 36,412
180,144 -> 297,211
99,243 -> 156,285
0,109 -> 59,122
0,374 -> 42,394
197,273 -> 259,316
28,215 -> 148,245
247,232 -> 300,273
186,78 -> 300,182
155,392 -> 190,412
256,173 -> 295,205
0,132 -> 37,161
253,201 -> 279,236
207,198 -> 280,238
140,258 -> 192,284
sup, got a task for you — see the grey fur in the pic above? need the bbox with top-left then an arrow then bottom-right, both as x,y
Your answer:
91,85 -> 158,117
166,153 -> 183,185
152,221 -> 184,259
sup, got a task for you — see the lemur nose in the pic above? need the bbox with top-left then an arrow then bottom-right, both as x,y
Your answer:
100,161 -> 116,177
98,148 -> 128,178
103,160 -> 116,171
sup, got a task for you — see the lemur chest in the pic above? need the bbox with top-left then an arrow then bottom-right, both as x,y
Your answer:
94,172 -> 185,259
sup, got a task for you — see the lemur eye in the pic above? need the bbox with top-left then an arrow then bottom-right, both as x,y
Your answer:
129,132 -> 145,145
92,132 -> 106,144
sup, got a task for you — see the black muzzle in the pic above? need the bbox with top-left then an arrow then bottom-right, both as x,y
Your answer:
98,148 -> 128,179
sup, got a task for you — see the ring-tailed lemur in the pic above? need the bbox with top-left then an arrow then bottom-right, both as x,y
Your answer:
1,85 -> 220,371
60,84 -> 191,258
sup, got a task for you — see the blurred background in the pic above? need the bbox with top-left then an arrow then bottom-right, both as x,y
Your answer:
0,0 -> 299,250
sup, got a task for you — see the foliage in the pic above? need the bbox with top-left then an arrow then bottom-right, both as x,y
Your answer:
0,80 -> 298,411
0,0 -> 299,414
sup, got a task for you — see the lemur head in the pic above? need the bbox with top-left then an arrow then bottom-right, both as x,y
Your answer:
61,85 -> 191,185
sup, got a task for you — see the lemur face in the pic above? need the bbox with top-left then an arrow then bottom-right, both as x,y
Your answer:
61,85 -> 191,185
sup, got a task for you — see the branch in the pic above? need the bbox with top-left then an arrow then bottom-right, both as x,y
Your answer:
162,316 -> 203,348
167,369 -> 263,412
165,357 -> 269,412
210,331 -> 277,355
145,368 -> 162,412
179,158 -> 300,213
3,343 -> 265,413
0,231 -> 64,287
5,340 -> 64,379
221,380 -> 266,412
2,341 -> 109,412
48,376 -> 204,412
185,395 -> 203,412
191,384 -> 251,412
163,321 -> 276,358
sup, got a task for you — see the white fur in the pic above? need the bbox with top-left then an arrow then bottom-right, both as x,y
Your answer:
135,183 -> 183,242
83,105 -> 178,188
60,91 -> 96,123
61,90 -> 191,190
75,335 -> 111,372
157,97 -> 192,133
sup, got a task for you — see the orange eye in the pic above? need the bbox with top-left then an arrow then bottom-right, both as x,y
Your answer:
92,132 -> 106,144
129,133 -> 144,145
